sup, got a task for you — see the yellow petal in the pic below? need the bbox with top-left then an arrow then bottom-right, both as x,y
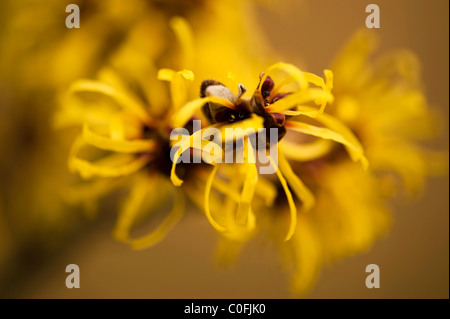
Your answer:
109,115 -> 125,140
269,155 -> 297,241
157,68 -> 176,82
170,16 -> 194,69
289,215 -> 322,294
264,62 -> 308,96
235,138 -> 258,227
331,30 -> 377,91
69,138 -> 152,180
68,80 -> 154,127
266,89 -> 333,113
71,156 -> 151,180
170,127 -> 222,186
324,69 -> 334,91
281,108 -> 319,117
303,70 -> 334,112
204,165 -> 228,232
254,177 -> 277,206
113,174 -> 185,250
82,124 -> 158,153
367,141 -> 427,194
197,169 -> 240,202
280,138 -> 334,162
130,190 -> 185,250
286,108 -> 369,169
278,149 -> 315,212
158,68 -> 195,110
113,174 -> 158,243
63,177 -> 129,204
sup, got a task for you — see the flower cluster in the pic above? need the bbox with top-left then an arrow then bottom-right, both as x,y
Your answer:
1,0 -> 445,296
57,15 -> 445,293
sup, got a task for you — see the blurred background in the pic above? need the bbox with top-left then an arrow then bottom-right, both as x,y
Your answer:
0,0 -> 448,298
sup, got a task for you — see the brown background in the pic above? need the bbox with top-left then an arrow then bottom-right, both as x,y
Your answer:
12,0 -> 449,298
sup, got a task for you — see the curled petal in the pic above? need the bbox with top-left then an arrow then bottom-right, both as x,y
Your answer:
280,138 -> 334,162
266,89 -> 333,113
68,137 -> 152,179
269,155 -> 297,241
68,80 -> 154,127
278,149 -> 315,212
82,124 -> 158,153
158,68 -> 194,110
204,165 -> 228,232
70,154 -> 152,180
303,70 -> 334,112
169,16 -> 194,69
113,174 -> 185,250
170,127 -> 222,186
254,177 -> 277,206
264,62 -> 309,96
286,108 -> 369,169
235,137 -> 258,227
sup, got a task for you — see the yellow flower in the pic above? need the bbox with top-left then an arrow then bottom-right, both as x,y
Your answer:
50,0 -> 277,252
0,0 -> 214,270
51,10 -> 199,249
255,31 -> 447,295
270,161 -> 391,293
331,30 -> 448,194
54,0 -> 276,248
169,62 -> 368,243
58,64 -> 197,249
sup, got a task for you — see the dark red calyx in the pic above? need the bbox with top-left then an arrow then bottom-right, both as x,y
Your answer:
261,76 -> 274,98
270,112 -> 285,126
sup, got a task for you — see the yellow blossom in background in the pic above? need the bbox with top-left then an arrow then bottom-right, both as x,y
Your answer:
269,161 -> 391,293
331,30 -> 448,195
245,31 -> 447,294
58,66 -> 188,250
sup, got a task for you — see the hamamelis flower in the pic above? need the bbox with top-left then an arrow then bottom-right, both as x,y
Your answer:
52,0 -> 277,251
0,0 -> 217,277
169,62 -> 368,242
252,31 -> 447,295
55,6 -> 270,248
330,30 -> 448,194
270,161 -> 391,293
58,67 -> 192,250
53,1 -> 271,250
